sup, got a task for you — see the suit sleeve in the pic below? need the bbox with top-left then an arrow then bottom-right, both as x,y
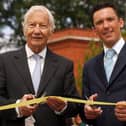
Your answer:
61,60 -> 81,117
0,54 -> 18,120
79,63 -> 96,125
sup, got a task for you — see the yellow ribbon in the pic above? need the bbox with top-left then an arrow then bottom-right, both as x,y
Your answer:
57,97 -> 115,106
0,96 -> 116,111
0,97 -> 47,111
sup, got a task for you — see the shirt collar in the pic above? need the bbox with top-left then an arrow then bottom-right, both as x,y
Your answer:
25,44 -> 47,59
104,37 -> 125,55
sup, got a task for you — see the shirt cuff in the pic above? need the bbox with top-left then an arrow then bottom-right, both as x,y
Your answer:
15,100 -> 23,118
54,102 -> 68,115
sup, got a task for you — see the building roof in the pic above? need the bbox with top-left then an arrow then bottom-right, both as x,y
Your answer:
48,28 -> 99,44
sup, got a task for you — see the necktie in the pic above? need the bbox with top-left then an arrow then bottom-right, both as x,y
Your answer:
32,54 -> 41,94
104,49 -> 116,82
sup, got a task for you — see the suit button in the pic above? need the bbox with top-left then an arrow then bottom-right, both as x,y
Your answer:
106,91 -> 110,95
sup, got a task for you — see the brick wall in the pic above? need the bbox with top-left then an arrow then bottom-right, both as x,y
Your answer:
47,28 -> 99,78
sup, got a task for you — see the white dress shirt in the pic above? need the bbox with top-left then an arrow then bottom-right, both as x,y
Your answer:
104,37 -> 125,66
25,44 -> 47,77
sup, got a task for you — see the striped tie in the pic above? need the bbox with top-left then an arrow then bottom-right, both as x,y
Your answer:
32,54 -> 41,94
104,49 -> 116,82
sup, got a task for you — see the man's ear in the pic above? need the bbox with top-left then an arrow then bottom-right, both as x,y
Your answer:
119,18 -> 124,28
22,22 -> 26,36
92,26 -> 98,35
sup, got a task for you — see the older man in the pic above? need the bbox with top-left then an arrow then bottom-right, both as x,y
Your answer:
0,5 -> 79,126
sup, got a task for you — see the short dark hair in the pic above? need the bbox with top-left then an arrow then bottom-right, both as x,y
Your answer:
91,2 -> 119,25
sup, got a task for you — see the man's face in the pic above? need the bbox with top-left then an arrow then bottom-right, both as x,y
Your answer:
23,10 -> 52,52
93,7 -> 124,48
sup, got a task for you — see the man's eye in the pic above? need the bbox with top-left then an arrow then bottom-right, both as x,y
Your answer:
107,18 -> 114,21
95,21 -> 103,26
27,23 -> 48,29
28,24 -> 35,28
39,25 -> 48,29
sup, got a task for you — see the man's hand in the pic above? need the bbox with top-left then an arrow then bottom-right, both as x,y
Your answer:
115,101 -> 126,121
84,93 -> 103,119
18,94 -> 38,117
46,96 -> 66,112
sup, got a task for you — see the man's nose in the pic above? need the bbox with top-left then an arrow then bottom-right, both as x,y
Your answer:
36,24 -> 41,28
34,24 -> 41,32
103,21 -> 109,28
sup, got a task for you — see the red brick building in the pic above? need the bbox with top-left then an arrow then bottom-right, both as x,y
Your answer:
48,28 -> 99,78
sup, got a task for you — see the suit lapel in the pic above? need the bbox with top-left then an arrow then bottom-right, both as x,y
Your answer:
109,43 -> 126,84
13,47 -> 35,93
37,49 -> 57,96
95,52 -> 108,88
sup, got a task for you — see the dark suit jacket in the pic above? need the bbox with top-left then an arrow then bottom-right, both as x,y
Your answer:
0,47 -> 80,126
81,43 -> 126,126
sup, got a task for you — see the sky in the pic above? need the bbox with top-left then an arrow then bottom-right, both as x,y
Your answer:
1,26 -> 14,39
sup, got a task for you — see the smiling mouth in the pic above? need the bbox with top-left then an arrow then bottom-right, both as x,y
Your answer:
103,31 -> 113,37
103,29 -> 113,35
32,37 -> 42,40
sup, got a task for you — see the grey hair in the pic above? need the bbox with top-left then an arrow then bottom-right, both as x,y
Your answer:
22,5 -> 55,32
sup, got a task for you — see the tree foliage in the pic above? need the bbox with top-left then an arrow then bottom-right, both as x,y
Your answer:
0,0 -> 126,44
75,41 -> 103,95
